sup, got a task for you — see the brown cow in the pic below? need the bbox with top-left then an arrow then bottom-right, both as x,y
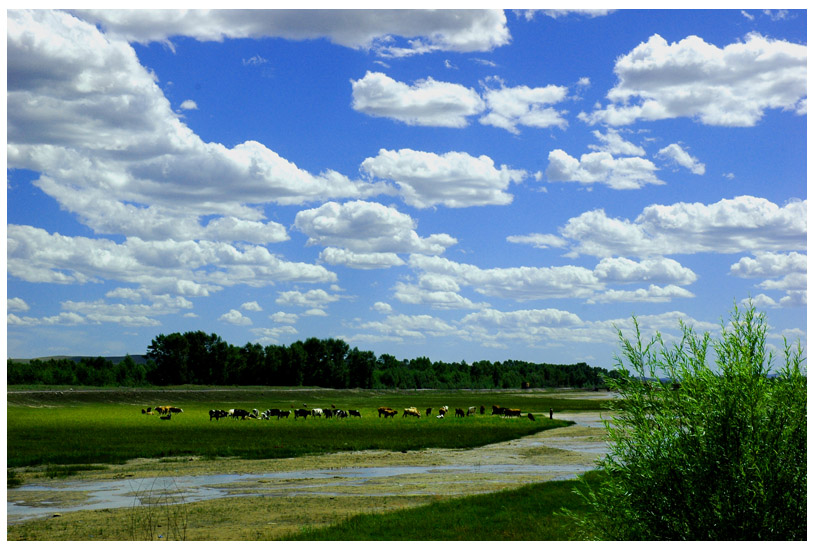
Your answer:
403,407 -> 421,418
503,408 -> 522,418
378,406 -> 396,418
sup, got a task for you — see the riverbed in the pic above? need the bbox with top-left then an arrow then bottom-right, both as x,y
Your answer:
8,411 -> 613,527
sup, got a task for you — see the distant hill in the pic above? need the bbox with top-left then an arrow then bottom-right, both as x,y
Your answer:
8,355 -> 149,365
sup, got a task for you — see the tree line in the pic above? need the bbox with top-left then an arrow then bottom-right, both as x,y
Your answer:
8,330 -> 615,389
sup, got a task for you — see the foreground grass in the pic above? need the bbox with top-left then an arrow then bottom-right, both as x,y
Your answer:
284,470 -> 603,541
7,472 -> 603,541
8,387 -> 604,468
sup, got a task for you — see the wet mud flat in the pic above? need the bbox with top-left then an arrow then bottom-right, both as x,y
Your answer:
7,411 -> 613,536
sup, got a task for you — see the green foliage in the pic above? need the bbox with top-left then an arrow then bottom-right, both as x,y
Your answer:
569,303 -> 806,540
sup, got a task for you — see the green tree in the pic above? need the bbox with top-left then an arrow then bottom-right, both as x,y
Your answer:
569,303 -> 806,540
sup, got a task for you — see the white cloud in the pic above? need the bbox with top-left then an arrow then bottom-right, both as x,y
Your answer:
657,143 -> 705,175
372,301 -> 393,314
545,149 -> 663,190
351,71 -> 484,127
559,196 -> 806,258
506,233 -> 568,249
251,325 -> 298,345
7,10 -> 387,247
392,281 -> 488,310
7,224 -> 337,296
276,289 -> 340,309
588,129 -> 646,156
241,301 -> 263,312
319,247 -> 405,270
220,309 -> 252,325
581,33 -> 807,126
294,200 -> 456,255
520,9 -> 615,20
71,9 -> 511,57
408,254 -> 604,301
179,99 -> 198,110
7,297 -> 30,312
730,251 -> 806,278
478,82 -> 569,134
269,311 -> 299,324
362,149 -> 527,208
587,284 -> 695,304
593,257 -> 697,286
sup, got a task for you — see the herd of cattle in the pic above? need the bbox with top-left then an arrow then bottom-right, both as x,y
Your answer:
142,403 -> 543,422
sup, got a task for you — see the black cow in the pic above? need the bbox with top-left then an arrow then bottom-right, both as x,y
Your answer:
294,409 -> 310,420
278,410 -> 290,419
348,409 -> 361,418
231,409 -> 251,420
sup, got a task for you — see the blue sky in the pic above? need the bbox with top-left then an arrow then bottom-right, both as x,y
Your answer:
5,8 -> 808,370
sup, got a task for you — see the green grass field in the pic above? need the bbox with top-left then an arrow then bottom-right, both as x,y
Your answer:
7,387 -> 608,468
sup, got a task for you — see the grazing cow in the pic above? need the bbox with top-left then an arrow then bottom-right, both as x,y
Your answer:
169,407 -> 183,414
492,405 -> 507,416
160,414 -> 172,421
294,409 -> 310,420
155,406 -> 171,415
231,409 -> 251,420
403,407 -> 421,418
503,408 -> 522,418
380,408 -> 398,418
438,405 -> 449,417
335,410 -> 348,418
480,405 -> 485,415
209,409 -> 227,421
455,408 -> 465,418
348,409 -> 361,418
266,408 -> 281,418
426,407 -> 432,417
466,406 -> 477,416
527,413 -> 535,421
278,410 -> 291,419
311,408 -> 323,418
378,406 -> 396,418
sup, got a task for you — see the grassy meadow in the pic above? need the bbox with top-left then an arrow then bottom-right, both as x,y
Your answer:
7,387 -> 607,468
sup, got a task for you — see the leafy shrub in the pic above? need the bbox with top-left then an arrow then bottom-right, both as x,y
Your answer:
569,303 -> 806,540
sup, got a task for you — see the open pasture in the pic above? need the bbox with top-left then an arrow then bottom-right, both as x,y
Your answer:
7,388 -> 605,469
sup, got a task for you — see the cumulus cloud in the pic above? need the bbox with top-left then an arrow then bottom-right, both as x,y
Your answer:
657,143 -> 705,175
587,284 -> 695,304
220,309 -> 252,325
730,251 -> 806,278
8,297 -> 30,312
506,233 -> 568,249
581,33 -> 807,126
351,71 -> 484,127
319,247 -> 405,270
545,149 -> 663,190
294,200 -> 456,257
558,196 -> 806,258
588,129 -> 646,156
241,301 -> 262,312
71,9 -> 511,57
408,254 -> 604,301
179,99 -> 198,110
7,10 -> 386,246
730,251 -> 807,307
478,82 -> 569,133
275,289 -> 341,309
7,224 -> 336,296
362,149 -> 527,208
